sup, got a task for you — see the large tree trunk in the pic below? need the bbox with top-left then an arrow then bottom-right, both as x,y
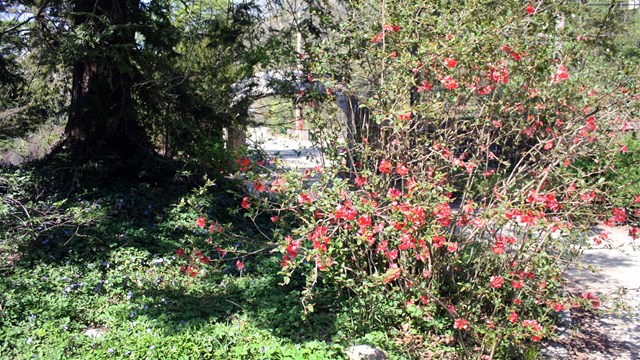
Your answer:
65,0 -> 149,153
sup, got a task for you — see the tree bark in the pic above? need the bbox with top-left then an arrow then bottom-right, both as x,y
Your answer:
65,0 -> 149,153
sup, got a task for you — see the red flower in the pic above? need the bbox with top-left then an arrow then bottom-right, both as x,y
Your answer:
551,64 -> 569,84
526,3 -> 535,15
236,260 -> 245,270
522,319 -> 542,332
271,215 -> 279,222
355,176 -> 366,187
254,180 -> 266,192
490,275 -> 504,289
395,163 -> 409,176
611,207 -> 626,223
441,75 -> 458,90
270,177 -> 286,192
418,80 -> 431,92
177,248 -> 184,258
357,214 -> 372,229
371,32 -> 384,43
543,141 -> 554,150
209,223 -> 223,234
580,191 -> 596,202
432,235 -> 446,248
241,196 -> 251,209
511,280 -> 523,289
297,193 -> 313,204
508,312 -> 518,323
237,157 -> 250,172
445,58 -> 458,68
398,112 -> 412,121
454,318 -> 469,330
379,159 -> 393,174
447,242 -> 459,253
196,217 -> 206,229
398,234 -> 415,250
433,203 -> 451,227
335,202 -> 357,221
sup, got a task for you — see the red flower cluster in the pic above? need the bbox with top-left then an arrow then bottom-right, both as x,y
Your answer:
297,192 -> 314,205
500,44 -> 524,61
395,163 -> 409,176
441,75 -> 458,90
454,318 -> 469,330
526,3 -> 535,15
492,236 -> 515,254
237,157 -> 250,172
335,201 -> 357,221
254,180 -> 266,192
581,292 -> 600,308
309,225 -> 330,252
604,207 -> 626,226
241,196 -> 251,209
528,190 -> 561,211
522,319 -> 543,341
281,234 -> 302,268
490,275 -> 505,289
270,177 -> 286,193
445,58 -> 458,68
551,64 -> 569,84
505,208 -> 544,225
371,23 -> 401,43
433,203 -> 451,227
379,159 -> 393,174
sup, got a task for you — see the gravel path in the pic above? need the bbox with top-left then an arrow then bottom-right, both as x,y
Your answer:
563,225 -> 640,360
248,127 -> 324,170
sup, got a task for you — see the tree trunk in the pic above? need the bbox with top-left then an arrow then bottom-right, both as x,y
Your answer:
65,0 -> 149,153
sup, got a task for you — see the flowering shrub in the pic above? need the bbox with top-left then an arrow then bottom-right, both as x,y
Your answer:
187,1 -> 639,357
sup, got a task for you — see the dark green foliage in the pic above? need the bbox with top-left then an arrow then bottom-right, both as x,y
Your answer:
0,158 -> 346,359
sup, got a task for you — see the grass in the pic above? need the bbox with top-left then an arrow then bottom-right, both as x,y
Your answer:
0,155 -> 355,359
